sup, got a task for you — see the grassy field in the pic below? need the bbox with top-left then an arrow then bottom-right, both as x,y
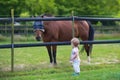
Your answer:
0,33 -> 120,80
0,33 -> 120,42
0,43 -> 120,80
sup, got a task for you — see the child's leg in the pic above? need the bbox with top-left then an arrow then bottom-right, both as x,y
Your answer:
73,61 -> 80,73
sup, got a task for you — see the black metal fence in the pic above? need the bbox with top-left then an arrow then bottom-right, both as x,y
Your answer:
0,17 -> 120,35
0,40 -> 120,49
0,16 -> 120,72
0,25 -> 120,35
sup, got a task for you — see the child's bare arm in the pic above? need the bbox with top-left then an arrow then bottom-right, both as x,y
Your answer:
70,52 -> 77,61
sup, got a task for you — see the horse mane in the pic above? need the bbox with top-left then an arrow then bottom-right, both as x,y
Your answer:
41,13 -> 54,17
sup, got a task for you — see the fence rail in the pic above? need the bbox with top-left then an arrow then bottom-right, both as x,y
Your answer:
0,26 -> 120,34
1,17 -> 120,22
0,40 -> 120,49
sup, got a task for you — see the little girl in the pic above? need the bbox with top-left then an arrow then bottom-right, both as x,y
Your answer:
70,37 -> 80,76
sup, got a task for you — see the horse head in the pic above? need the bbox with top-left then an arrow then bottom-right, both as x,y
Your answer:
33,16 -> 45,41
33,14 -> 53,41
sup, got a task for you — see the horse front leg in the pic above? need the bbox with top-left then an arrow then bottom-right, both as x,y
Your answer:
46,46 -> 53,64
52,45 -> 57,65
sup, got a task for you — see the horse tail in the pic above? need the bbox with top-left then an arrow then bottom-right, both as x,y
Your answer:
87,21 -> 94,54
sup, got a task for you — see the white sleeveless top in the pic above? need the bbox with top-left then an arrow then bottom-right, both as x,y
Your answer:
70,47 -> 80,62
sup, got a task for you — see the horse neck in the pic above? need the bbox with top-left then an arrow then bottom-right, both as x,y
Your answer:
43,21 -> 50,25
43,21 -> 52,33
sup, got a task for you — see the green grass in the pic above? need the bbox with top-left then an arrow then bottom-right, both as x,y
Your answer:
0,33 -> 120,42
0,34 -> 120,80
0,44 -> 120,80
0,34 -> 35,42
95,33 -> 120,40
0,63 -> 120,80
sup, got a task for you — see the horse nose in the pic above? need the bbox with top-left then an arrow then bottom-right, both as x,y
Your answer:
36,36 -> 41,41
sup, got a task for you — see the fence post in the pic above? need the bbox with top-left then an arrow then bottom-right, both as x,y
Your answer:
72,11 -> 75,38
5,22 -> 7,34
11,9 -> 14,72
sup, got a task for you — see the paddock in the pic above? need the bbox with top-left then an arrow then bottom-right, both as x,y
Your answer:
0,12 -> 120,72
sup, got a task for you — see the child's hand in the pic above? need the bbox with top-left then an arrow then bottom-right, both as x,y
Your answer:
69,61 -> 73,64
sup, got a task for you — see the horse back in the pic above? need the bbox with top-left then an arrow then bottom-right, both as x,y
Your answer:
43,20 -> 90,42
43,21 -> 73,42
57,21 -> 73,41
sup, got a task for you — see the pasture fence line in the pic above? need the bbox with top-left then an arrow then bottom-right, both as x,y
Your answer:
1,17 -> 120,22
0,40 -> 120,49
0,10 -> 120,72
0,25 -> 120,35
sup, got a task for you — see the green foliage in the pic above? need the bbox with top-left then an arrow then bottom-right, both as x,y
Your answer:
0,34 -> 9,41
24,0 -> 58,16
0,0 -> 120,17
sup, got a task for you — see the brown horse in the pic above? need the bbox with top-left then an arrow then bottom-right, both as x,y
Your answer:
33,14 -> 94,65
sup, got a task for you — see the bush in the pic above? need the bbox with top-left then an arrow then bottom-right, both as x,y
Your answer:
14,35 -> 35,42
0,34 -> 8,41
0,34 -> 35,42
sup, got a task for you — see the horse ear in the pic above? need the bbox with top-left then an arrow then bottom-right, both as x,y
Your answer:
43,13 -> 53,17
40,14 -> 44,18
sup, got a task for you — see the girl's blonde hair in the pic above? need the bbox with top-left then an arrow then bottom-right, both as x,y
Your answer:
71,37 -> 80,47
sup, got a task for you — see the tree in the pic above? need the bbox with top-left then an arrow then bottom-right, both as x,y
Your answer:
0,0 -> 120,17
0,0 -> 19,17
0,0 -> 57,17
23,0 -> 58,16
55,0 -> 120,17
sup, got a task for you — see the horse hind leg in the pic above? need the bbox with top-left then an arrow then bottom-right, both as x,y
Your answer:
52,45 -> 57,65
84,44 -> 91,64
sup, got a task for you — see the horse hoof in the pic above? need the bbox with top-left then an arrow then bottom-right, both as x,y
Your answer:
87,56 -> 91,63
49,62 -> 57,67
49,63 -> 54,67
54,63 -> 57,65
88,62 -> 91,65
